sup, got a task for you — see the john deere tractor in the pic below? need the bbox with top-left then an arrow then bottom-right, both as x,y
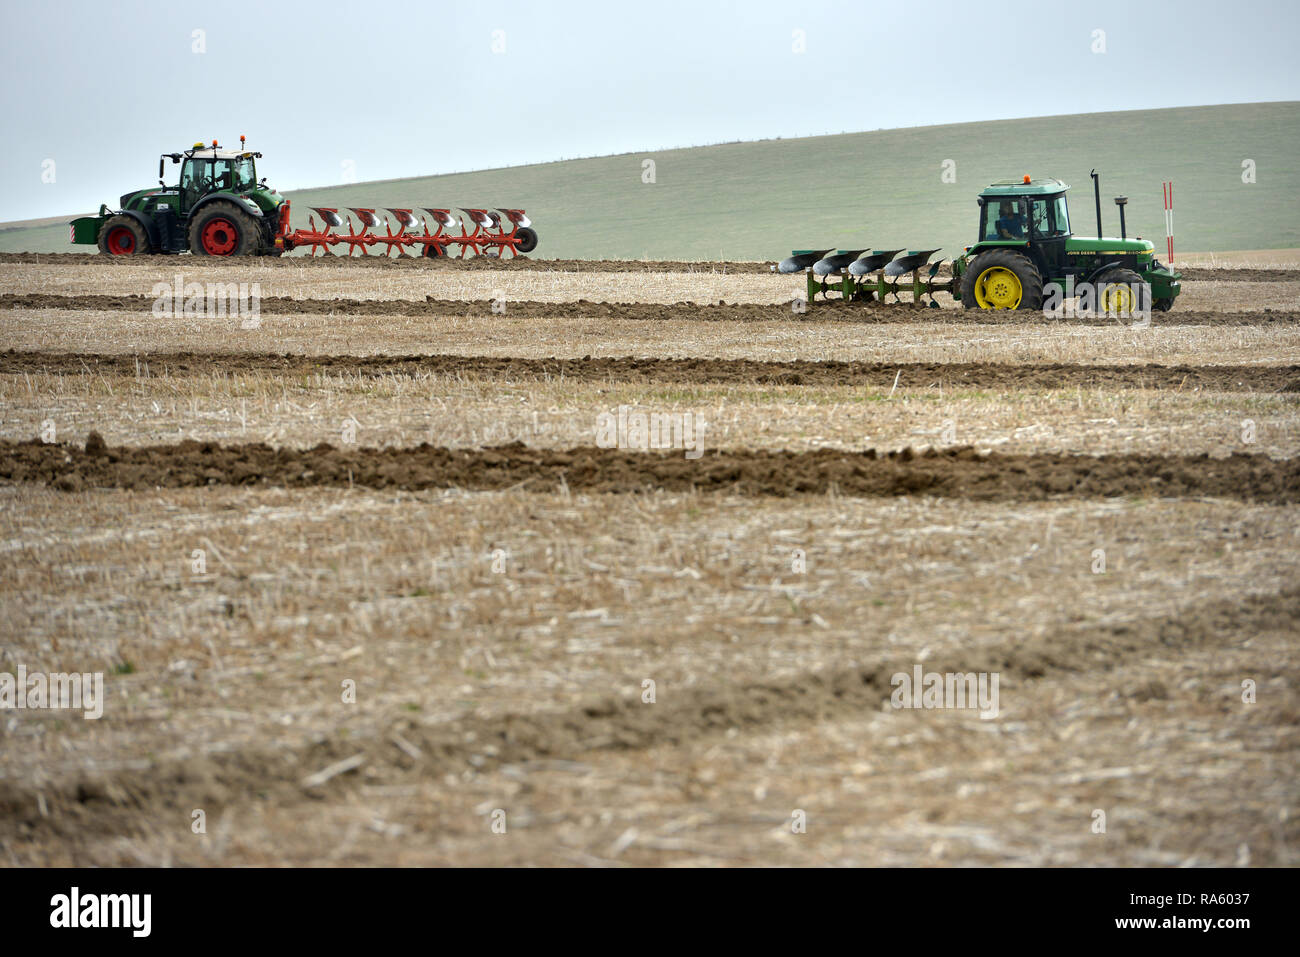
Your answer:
953,173 -> 1180,312
780,171 -> 1182,314
70,138 -> 289,256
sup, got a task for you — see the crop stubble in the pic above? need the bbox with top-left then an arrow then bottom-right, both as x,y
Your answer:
0,255 -> 1296,867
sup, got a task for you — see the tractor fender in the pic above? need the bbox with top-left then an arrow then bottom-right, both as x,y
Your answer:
964,240 -> 1031,259
960,241 -> 1037,290
188,193 -> 267,221
108,209 -> 161,250
1083,261 -> 1128,285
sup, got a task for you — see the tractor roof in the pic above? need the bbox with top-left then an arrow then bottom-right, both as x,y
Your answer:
980,177 -> 1069,197
183,145 -> 257,161
188,151 -> 256,161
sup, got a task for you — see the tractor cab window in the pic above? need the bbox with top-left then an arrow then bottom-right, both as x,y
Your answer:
180,159 -> 205,191
983,198 -> 1026,241
209,159 -> 234,191
180,158 -> 212,209
1051,195 -> 1069,236
232,156 -> 257,191
181,157 -> 236,209
1031,195 -> 1070,237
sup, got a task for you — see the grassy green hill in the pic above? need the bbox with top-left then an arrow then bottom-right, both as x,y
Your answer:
4,102 -> 1296,260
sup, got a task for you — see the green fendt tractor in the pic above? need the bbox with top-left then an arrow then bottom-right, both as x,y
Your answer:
70,137 -> 289,256
779,171 -> 1181,314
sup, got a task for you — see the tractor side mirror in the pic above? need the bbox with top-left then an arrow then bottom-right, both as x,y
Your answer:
159,157 -> 165,179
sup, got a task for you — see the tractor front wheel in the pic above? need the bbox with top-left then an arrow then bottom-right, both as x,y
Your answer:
98,216 -> 149,256
961,249 -> 1043,310
1094,267 -> 1148,321
189,202 -> 260,256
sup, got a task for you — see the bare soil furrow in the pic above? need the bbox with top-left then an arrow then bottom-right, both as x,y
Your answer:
3,438 -> 1296,502
3,350 -> 1297,392
3,292 -> 1298,325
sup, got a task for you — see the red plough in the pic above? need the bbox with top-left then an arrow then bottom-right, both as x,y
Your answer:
278,202 -> 538,258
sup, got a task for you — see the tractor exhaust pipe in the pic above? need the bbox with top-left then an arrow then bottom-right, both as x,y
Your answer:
1114,195 -> 1128,240
1090,170 -> 1103,239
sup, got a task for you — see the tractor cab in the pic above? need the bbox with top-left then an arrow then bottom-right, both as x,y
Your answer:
975,178 -> 1072,278
168,140 -> 267,214
977,180 -> 1070,241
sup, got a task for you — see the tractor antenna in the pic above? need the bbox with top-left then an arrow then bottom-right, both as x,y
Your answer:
1090,170 -> 1103,239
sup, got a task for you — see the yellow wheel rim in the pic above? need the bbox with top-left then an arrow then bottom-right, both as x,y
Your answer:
974,266 -> 1023,309
1100,282 -> 1133,316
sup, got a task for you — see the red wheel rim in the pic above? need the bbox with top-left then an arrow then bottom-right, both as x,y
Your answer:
105,226 -> 136,255
201,217 -> 238,255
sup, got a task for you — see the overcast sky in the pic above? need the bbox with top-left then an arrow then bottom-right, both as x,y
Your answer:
1,0 -> 1297,221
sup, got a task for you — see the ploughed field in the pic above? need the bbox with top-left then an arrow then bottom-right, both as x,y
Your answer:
0,252 -> 1296,866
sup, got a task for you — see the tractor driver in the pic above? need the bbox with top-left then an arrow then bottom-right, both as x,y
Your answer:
995,200 -> 1025,239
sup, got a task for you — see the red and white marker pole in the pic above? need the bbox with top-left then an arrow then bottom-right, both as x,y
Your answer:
1162,181 -> 1174,263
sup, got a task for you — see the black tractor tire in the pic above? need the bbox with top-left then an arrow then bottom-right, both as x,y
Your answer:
960,248 -> 1043,310
98,216 -> 149,256
423,243 -> 445,258
1153,296 -> 1175,312
514,226 -> 538,254
1093,267 -> 1147,320
188,201 -> 260,256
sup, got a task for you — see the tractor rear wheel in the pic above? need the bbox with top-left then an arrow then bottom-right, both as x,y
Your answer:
961,249 -> 1043,310
189,202 -> 260,256
99,216 -> 148,256
1094,267 -> 1147,320
514,226 -> 538,254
